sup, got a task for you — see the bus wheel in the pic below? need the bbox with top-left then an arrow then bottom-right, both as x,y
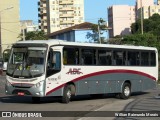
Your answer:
119,82 -> 131,99
62,85 -> 72,103
32,97 -> 40,103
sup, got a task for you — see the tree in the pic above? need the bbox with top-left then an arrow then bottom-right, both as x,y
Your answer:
86,18 -> 107,43
122,33 -> 158,47
131,13 -> 160,36
107,35 -> 123,45
18,31 -> 48,40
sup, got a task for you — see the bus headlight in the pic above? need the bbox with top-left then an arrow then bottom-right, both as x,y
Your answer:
35,81 -> 43,88
6,81 -> 12,87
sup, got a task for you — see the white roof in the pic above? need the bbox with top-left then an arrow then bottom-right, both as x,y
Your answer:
15,39 -> 157,51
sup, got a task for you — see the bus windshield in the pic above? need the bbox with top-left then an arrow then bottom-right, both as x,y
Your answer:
7,47 -> 47,78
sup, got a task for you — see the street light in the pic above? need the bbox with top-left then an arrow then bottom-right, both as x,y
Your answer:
0,6 -> 14,56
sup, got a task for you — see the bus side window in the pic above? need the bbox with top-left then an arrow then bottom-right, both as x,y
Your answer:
150,52 -> 156,66
98,50 -> 112,65
81,49 -> 96,65
63,48 -> 79,65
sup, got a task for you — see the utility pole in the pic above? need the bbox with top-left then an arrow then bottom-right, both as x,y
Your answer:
22,27 -> 25,41
98,18 -> 104,44
98,19 -> 101,44
140,0 -> 144,35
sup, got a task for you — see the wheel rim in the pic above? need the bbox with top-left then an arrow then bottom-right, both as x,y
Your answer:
67,90 -> 71,99
124,86 -> 130,97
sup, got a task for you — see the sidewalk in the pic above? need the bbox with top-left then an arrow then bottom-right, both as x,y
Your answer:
77,99 -> 134,120
78,85 -> 160,120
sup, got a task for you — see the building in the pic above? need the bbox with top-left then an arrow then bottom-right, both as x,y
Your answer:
38,0 -> 84,34
158,0 -> 160,5
48,22 -> 94,42
137,0 -> 160,19
108,5 -> 136,38
20,20 -> 38,33
136,0 -> 154,10
20,20 -> 38,41
0,0 -> 20,54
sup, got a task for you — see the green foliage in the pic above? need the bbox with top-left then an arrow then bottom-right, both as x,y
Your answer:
86,18 -> 107,43
131,13 -> 160,35
18,31 -> 48,40
122,33 -> 158,47
125,14 -> 160,53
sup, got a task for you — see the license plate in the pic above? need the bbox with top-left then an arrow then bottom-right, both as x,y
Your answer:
18,92 -> 25,96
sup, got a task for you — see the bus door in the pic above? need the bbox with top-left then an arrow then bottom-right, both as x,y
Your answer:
45,47 -> 62,96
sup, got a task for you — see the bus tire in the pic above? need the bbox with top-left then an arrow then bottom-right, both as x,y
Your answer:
32,97 -> 40,103
119,82 -> 131,99
62,85 -> 73,103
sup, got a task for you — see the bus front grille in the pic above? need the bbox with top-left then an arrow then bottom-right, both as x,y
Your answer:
12,89 -> 31,95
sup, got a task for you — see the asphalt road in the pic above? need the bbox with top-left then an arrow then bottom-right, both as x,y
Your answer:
0,75 -> 160,120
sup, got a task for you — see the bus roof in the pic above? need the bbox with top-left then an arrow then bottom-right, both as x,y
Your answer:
15,39 -> 157,51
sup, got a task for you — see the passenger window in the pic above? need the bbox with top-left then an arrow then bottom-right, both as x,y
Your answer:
141,52 -> 149,66
98,50 -> 112,65
150,52 -> 156,66
81,49 -> 96,65
128,51 -> 140,66
113,51 -> 125,65
63,48 -> 79,65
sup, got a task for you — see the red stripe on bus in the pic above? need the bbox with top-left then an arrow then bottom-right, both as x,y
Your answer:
46,69 -> 156,95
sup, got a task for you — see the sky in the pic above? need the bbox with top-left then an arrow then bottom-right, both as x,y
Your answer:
20,0 -> 138,24
20,0 -> 157,41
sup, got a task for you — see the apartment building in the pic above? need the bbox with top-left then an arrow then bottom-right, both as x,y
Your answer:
158,0 -> 160,5
136,0 -> 154,10
38,0 -> 84,34
137,0 -> 160,19
108,5 -> 136,38
20,20 -> 38,33
0,0 -> 20,54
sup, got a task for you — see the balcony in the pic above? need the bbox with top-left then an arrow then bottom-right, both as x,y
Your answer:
40,0 -> 46,2
59,7 -> 74,11
59,0 -> 74,5
43,9 -> 47,13
60,20 -> 74,24
42,16 -> 47,20
43,22 -> 47,26
59,13 -> 74,17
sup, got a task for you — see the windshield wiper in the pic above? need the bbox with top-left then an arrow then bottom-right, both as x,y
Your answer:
12,64 -> 21,77
27,70 -> 34,78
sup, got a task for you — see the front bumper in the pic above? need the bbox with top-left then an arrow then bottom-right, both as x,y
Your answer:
5,80 -> 45,97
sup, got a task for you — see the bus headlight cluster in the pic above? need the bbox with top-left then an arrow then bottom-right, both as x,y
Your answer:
35,81 -> 43,88
6,81 -> 12,87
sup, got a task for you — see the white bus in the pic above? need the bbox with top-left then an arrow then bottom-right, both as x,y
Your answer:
5,40 -> 158,103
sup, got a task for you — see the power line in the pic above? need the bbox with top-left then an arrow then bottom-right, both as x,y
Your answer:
1,28 -> 20,34
1,21 -> 20,23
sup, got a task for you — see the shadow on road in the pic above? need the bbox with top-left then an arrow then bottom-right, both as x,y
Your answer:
0,92 -> 149,104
